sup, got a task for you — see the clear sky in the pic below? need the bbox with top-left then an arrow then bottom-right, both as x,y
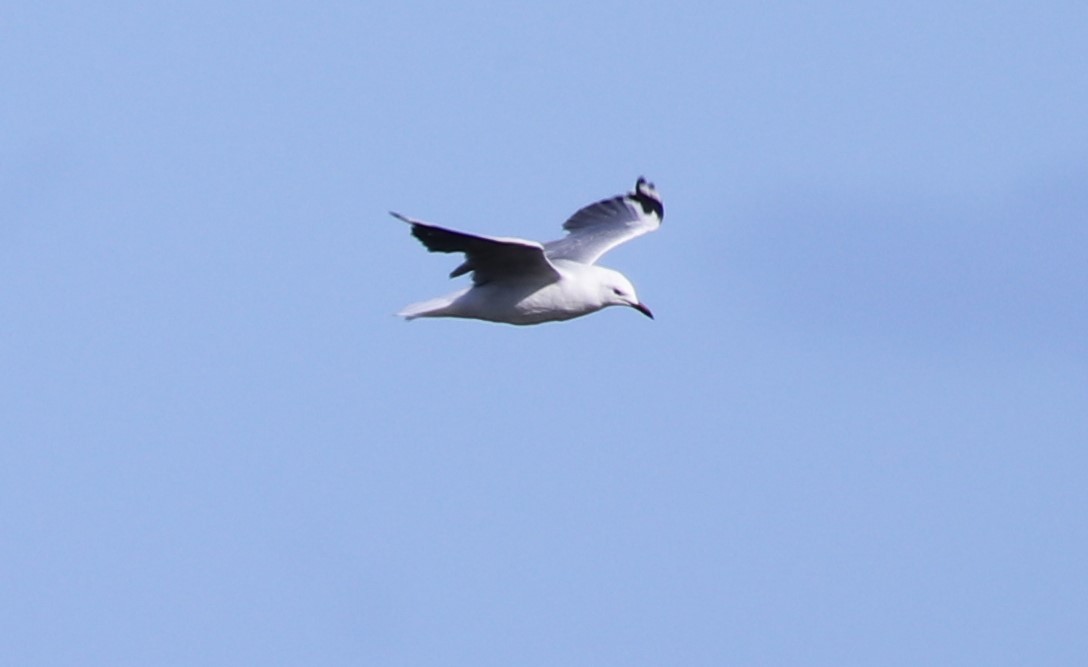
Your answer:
3,2 -> 1086,665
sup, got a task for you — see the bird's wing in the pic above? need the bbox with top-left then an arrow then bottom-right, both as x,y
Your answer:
391,212 -> 561,285
543,177 -> 663,265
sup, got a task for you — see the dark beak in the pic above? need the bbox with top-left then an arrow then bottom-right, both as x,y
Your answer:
631,302 -> 654,319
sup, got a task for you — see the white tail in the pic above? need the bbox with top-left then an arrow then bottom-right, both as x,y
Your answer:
396,290 -> 467,320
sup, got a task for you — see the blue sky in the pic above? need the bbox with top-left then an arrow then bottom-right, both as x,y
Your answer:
3,2 -> 1086,665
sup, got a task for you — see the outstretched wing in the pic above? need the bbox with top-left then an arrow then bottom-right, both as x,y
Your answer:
391,212 -> 561,285
543,177 -> 663,265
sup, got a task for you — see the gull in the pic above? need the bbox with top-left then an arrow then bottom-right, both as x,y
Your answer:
391,177 -> 663,325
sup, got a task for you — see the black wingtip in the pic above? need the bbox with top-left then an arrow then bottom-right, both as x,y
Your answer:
407,220 -> 471,255
631,177 -> 663,220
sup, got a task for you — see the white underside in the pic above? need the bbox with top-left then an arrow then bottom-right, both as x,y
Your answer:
399,262 -> 622,325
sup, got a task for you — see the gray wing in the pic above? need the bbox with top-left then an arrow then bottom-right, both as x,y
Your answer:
391,212 -> 561,285
543,177 -> 663,265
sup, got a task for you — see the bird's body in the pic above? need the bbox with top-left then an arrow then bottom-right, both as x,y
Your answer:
393,178 -> 663,325
399,261 -> 637,325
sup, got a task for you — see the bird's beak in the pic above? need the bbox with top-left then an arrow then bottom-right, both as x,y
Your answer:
631,302 -> 654,319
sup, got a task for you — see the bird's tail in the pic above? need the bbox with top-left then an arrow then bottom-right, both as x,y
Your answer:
396,290 -> 466,320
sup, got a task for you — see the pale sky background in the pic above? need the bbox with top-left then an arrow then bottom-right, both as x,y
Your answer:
3,2 -> 1086,665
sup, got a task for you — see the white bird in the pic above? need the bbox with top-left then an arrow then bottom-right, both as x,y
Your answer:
391,177 -> 663,325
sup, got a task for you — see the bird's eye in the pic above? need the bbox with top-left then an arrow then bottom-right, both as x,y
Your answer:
612,288 -> 624,296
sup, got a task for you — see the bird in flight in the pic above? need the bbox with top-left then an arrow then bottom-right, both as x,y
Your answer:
391,177 -> 663,325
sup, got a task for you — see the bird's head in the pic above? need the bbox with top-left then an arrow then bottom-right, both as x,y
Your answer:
599,269 -> 653,319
